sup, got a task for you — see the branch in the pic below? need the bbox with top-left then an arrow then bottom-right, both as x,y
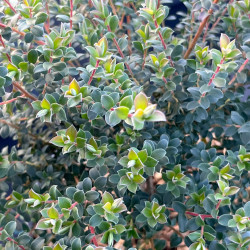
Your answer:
0,23 -> 45,45
69,0 -> 73,37
87,60 -> 100,85
3,0 -> 17,13
109,0 -> 117,16
154,20 -> 174,67
0,232 -> 25,250
59,202 -> 78,218
166,207 -> 217,220
208,58 -> 224,86
107,25 -> 140,85
0,34 -> 11,62
228,58 -> 249,85
0,95 -> 25,106
12,82 -> 37,101
90,226 -> 98,246
184,9 -> 213,59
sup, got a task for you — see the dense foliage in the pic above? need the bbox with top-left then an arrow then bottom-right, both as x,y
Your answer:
0,0 -> 250,249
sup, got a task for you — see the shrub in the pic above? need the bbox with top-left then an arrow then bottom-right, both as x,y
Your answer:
0,0 -> 249,249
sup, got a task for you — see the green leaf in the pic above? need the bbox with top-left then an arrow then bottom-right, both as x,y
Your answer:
171,45 -> 183,58
67,94 -> 82,107
102,192 -> 114,204
115,106 -> 129,119
120,95 -> 133,109
144,156 -> 158,168
108,110 -> 121,126
71,238 -> 81,250
47,206 -> 59,219
35,12 -> 48,24
28,50 -> 38,64
73,190 -> 85,203
188,231 -> 201,242
19,62 -> 28,72
134,92 -> 148,111
213,77 -> 226,87
151,148 -> 166,160
52,62 -> 67,71
5,221 -> 16,236
66,125 -> 77,142
244,201 -> 250,217
218,214 -> 233,226
133,41 -> 144,53
109,15 -> 119,32
89,214 -> 103,227
220,33 -> 230,49
101,95 -> 114,110
50,136 -> 64,147
224,186 -> 240,196
58,197 -> 72,209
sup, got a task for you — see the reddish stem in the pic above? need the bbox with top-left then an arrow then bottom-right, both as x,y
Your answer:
154,20 -> 167,50
12,82 -> 37,101
201,58 -> 224,97
167,207 -> 216,219
154,20 -> 174,67
42,56 -> 53,95
216,200 -> 222,210
0,95 -> 25,106
87,60 -> 100,85
69,201 -> 78,210
90,226 -> 98,246
106,25 -> 137,82
208,58 -> 224,86
3,0 -> 16,13
0,23 -> 45,45
162,77 -> 168,84
184,9 -> 213,59
229,58 -> 249,85
69,0 -> 73,47
0,232 -> 25,250
44,1 -> 50,34
70,0 -> 73,28
0,34 -> 11,62
142,48 -> 147,69
59,202 -> 78,218
157,0 -> 160,9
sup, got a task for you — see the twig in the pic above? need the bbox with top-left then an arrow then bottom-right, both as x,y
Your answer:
12,82 -> 37,101
201,58 -> 224,97
87,60 -> 100,85
3,0 -> 17,13
0,23 -> 45,45
0,35 -> 11,62
0,232 -> 25,250
202,22 -> 209,43
109,0 -> 117,16
142,48 -> 147,69
0,95 -> 25,106
44,1 -> 50,34
208,58 -> 224,86
162,76 -> 168,84
59,202 -> 78,218
42,56 -> 53,95
166,207 -> 218,219
184,9 -> 213,59
228,58 -> 249,85
70,0 -> 73,30
215,199 -> 222,210
90,226 -> 98,246
107,25 -> 140,85
154,20 -> 174,67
